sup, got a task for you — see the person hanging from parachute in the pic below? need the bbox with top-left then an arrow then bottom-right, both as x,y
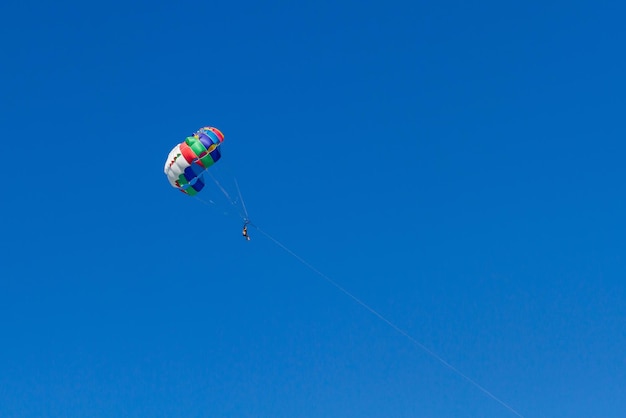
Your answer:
242,222 -> 251,241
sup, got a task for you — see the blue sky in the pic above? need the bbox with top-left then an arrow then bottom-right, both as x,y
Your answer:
1,0 -> 625,417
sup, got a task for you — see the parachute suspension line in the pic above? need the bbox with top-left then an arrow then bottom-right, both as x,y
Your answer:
193,195 -> 242,221
234,177 -> 250,222
248,223 -> 525,418
207,171 -> 235,204
206,171 -> 247,222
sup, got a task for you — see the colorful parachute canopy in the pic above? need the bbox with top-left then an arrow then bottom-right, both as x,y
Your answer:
164,126 -> 225,195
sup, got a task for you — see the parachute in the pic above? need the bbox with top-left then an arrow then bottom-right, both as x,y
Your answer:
163,126 -> 225,196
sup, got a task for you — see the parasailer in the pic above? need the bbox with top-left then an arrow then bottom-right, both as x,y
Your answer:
163,126 -> 225,196
164,126 -> 254,239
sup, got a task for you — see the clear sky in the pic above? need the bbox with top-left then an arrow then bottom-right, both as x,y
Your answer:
1,0 -> 625,417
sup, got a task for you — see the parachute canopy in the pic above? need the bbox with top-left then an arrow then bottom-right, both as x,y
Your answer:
164,126 -> 225,195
